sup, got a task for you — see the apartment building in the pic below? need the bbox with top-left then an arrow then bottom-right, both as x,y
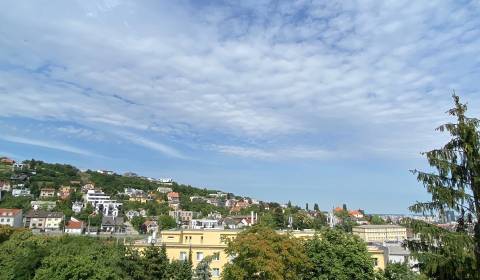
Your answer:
0,208 -> 23,228
130,229 -> 386,278
353,225 -> 407,242
39,187 -> 56,199
84,189 -> 122,217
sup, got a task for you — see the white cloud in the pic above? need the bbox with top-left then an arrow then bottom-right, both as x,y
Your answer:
212,145 -> 334,160
118,132 -> 188,159
0,135 -> 96,156
0,0 -> 479,159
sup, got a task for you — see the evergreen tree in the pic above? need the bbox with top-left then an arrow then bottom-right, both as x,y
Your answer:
408,94 -> 480,278
142,244 -> 169,280
194,256 -> 213,280
313,203 -> 319,211
305,203 -> 309,211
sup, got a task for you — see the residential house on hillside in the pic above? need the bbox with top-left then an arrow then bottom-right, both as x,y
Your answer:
101,216 -> 125,233
158,178 -> 173,185
349,209 -> 365,219
72,201 -> 83,213
40,188 -> 56,199
230,200 -> 250,213
31,200 -> 56,211
0,157 -> 15,165
12,162 -> 27,170
142,220 -> 158,233
25,210 -> 63,232
65,217 -> 85,235
190,219 -> 221,229
126,210 -> 140,220
167,192 -> 180,203
84,189 -> 122,217
124,187 -> 144,197
58,186 -> 73,200
129,194 -> 152,204
12,188 -> 31,197
81,183 -> 95,193
169,210 -> 193,225
0,208 -> 23,228
10,174 -> 29,182
157,187 -> 172,193
96,170 -> 114,175
0,180 -> 11,192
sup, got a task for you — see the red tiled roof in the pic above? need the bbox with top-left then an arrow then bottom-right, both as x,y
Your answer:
167,192 -> 180,198
66,219 -> 84,229
0,208 -> 22,216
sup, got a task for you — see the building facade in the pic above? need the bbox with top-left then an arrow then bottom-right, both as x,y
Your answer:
130,229 -> 386,279
0,208 -> 23,228
353,225 -> 407,242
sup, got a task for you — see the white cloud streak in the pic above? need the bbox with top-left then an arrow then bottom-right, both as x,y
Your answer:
0,135 -> 96,156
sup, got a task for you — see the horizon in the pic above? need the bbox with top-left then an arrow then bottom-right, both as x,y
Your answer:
2,0 -> 480,213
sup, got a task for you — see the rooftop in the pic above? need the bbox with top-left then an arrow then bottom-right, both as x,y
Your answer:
354,225 -> 405,229
0,208 -> 22,216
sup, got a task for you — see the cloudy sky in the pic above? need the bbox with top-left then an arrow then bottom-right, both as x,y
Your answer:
1,0 -> 480,213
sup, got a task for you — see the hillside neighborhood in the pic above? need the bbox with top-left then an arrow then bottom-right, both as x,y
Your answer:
0,155 -> 462,277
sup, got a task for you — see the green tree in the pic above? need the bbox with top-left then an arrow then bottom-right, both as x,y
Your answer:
408,95 -> 480,278
194,256 -> 213,280
384,262 -> 424,280
131,216 -> 146,233
369,215 -> 386,225
303,229 -> 376,280
158,215 -> 177,230
222,226 -> 310,280
313,203 -> 319,211
169,260 -> 193,280
142,245 -> 170,280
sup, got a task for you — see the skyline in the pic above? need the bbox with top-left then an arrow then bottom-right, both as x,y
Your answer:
2,0 -> 480,213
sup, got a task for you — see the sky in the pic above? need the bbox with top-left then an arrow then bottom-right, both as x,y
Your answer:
1,0 -> 480,213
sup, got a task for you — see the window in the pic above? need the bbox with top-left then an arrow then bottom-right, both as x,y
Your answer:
0,218 -> 3,222
196,252 -> 204,261
372,258 -> 378,266
211,268 -> 220,277
180,252 -> 187,261
213,252 -> 220,261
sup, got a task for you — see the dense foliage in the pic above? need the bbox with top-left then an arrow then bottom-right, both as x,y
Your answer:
0,230 -> 194,280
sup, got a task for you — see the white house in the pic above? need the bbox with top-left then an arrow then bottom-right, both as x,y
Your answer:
190,219 -> 221,229
0,181 -> 11,192
31,200 -> 56,211
84,189 -> 122,217
72,201 -> 83,213
65,217 -> 85,235
12,188 -> 31,197
0,208 -> 23,228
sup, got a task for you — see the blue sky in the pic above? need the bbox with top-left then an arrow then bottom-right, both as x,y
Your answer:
1,0 -> 480,213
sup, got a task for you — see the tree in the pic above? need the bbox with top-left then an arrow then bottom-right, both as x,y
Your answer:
369,215 -> 386,225
313,203 -> 319,211
131,216 -> 146,233
383,262 -> 425,280
158,215 -> 177,230
303,229 -> 376,280
141,245 -> 170,280
222,226 -> 310,280
194,256 -> 213,280
306,203 -> 309,211
169,260 -> 192,280
408,95 -> 480,278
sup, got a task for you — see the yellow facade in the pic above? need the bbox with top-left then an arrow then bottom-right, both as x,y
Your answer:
353,225 -> 407,243
130,228 -> 386,277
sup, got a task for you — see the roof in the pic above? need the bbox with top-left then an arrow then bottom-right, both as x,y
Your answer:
66,218 -> 85,229
41,188 -> 56,192
102,216 -> 124,226
26,210 -> 63,219
167,192 -> 180,198
143,220 -> 158,227
354,225 -> 405,229
387,245 -> 410,256
0,208 -> 22,216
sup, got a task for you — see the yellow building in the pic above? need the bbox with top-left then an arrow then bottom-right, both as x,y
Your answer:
130,229 -> 386,278
353,225 -> 407,243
